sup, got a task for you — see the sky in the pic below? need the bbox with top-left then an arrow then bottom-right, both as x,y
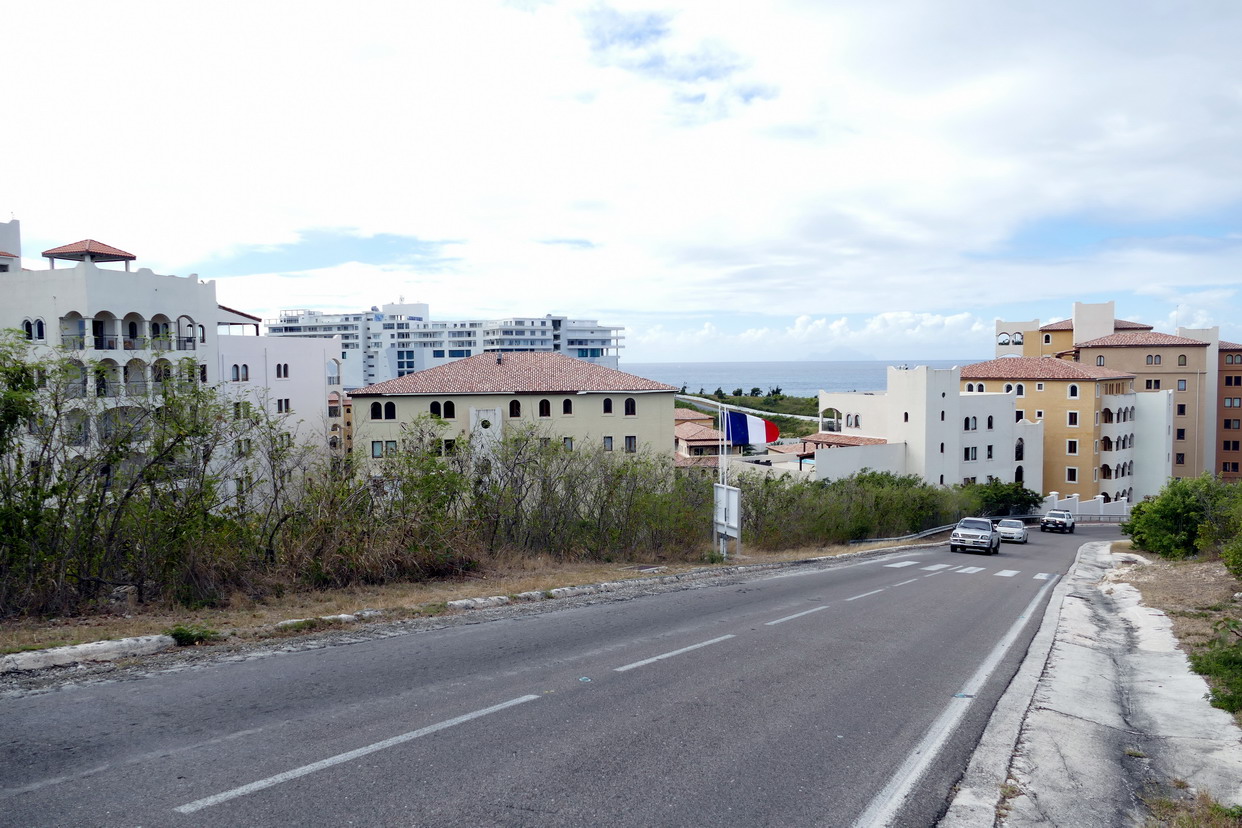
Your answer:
5,0 -> 1242,362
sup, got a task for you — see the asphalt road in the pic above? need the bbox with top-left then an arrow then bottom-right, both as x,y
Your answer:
0,525 -> 1120,827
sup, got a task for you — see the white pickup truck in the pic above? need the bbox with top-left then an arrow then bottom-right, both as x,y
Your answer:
1040,510 -> 1076,533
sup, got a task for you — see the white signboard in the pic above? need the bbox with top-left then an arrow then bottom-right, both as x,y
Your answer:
714,483 -> 741,539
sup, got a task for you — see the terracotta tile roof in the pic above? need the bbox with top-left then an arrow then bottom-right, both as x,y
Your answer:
353,352 -> 678,396
674,454 -> 726,468
0,250 -> 18,258
1218,340 -> 1242,351
675,421 -> 726,445
961,357 -> 1134,381
41,239 -> 136,261
1075,331 -> 1209,348
795,432 -> 888,447
218,304 -> 261,322
1039,317 -> 1152,332
674,408 -> 713,423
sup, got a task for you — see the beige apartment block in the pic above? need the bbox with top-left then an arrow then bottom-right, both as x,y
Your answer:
349,351 -> 676,463
961,357 -> 1138,503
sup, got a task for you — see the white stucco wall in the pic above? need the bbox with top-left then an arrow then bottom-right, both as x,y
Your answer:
1133,390 -> 1174,499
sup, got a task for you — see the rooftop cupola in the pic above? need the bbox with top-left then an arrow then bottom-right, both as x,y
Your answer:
42,239 -> 136,271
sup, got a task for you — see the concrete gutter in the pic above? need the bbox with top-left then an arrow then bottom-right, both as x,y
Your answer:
0,635 -> 176,673
942,541 -> 1242,825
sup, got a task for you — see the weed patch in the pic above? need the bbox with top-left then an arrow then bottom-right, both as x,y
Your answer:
164,624 -> 221,647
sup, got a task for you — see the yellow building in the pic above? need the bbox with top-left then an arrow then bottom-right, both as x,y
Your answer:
961,357 -> 1136,502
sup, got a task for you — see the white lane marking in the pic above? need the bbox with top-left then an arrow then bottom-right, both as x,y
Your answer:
614,635 -> 736,672
846,588 -> 885,602
765,606 -> 829,626
956,567 -> 985,574
995,570 -> 1020,578
921,564 -> 953,571
174,695 -> 540,814
891,578 -> 919,587
852,578 -> 1058,827
884,561 -> 919,568
1034,572 -> 1054,580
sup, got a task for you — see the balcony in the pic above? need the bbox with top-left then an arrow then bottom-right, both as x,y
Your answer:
123,337 -> 149,350
61,335 -> 85,350
93,336 -> 119,351
327,375 -> 341,386
176,337 -> 196,351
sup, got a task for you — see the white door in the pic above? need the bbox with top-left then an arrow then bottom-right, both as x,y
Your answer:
470,407 -> 501,452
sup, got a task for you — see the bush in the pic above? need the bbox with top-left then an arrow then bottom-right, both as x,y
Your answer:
165,624 -> 221,646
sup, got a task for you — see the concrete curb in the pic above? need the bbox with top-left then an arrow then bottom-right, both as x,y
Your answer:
0,635 -> 177,674
939,540 -> 1101,826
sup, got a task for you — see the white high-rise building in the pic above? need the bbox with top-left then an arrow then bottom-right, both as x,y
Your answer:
265,305 -> 624,390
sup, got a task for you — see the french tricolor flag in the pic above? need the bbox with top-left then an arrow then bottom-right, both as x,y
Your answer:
723,411 -> 780,445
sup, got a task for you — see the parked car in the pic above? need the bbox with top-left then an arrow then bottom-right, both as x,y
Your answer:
996,518 -> 1028,544
1040,510 -> 1076,533
950,517 -> 1000,554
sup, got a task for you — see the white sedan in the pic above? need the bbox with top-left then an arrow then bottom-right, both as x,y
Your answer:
996,518 -> 1029,544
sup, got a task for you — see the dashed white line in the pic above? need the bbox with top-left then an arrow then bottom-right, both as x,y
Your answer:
174,695 -> 540,814
956,567 -> 986,574
846,588 -> 886,602
884,561 -> 919,568
614,635 -> 736,672
765,606 -> 829,626
994,570 -> 1020,578
892,578 -> 919,587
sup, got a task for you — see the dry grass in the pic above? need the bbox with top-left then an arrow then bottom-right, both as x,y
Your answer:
1144,790 -> 1242,827
1111,542 -> 1241,651
0,540 -> 896,655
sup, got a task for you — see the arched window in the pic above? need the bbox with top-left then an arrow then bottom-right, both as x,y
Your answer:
384,401 -> 396,420
856,415 -> 862,428
241,364 -> 250,381
603,398 -> 613,414
998,333 -> 1011,346
1154,355 -> 1161,365
430,401 -> 442,417
1096,355 -> 1105,366
846,414 -> 854,427
35,319 -> 45,340
371,401 -> 382,420
1068,384 -> 1079,398
22,320 -> 32,340
1015,438 -> 1025,461
231,364 -> 240,381
940,411 -> 945,421
443,401 -> 455,418
987,415 -> 994,430
1043,334 -> 1051,344
1014,465 -> 1023,483
964,417 -> 971,430
1004,383 -> 1013,393
539,399 -> 551,418
1146,354 -> 1154,365
509,399 -> 521,418
939,442 -> 944,453
562,399 -> 573,415
966,383 -> 975,393
1177,354 -> 1187,366
976,383 -> 985,392
199,324 -> 206,343
903,412 -> 909,423
624,398 -> 636,416
1015,384 -> 1025,396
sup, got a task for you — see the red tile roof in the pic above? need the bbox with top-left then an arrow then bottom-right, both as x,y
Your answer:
675,421 -> 726,445
961,357 -> 1134,380
0,250 -> 18,258
674,408 -> 713,423
1039,317 -> 1152,332
1217,340 -> 1242,351
795,432 -> 888,447
42,239 -> 136,261
1075,332 -> 1209,348
353,352 -> 678,396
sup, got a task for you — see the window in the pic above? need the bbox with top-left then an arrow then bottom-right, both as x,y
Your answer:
963,446 -> 977,461
199,364 -> 207,383
1016,383 -> 1025,396
1004,383 -> 1013,393
371,441 -> 384,458
443,401 -> 455,418
430,401 -> 442,417
386,440 -> 397,455
1067,411 -> 1079,426
241,364 -> 250,381
22,320 -> 33,340
539,399 -> 551,418
563,399 -> 573,415
1067,439 -> 1078,455
986,415 -> 993,430
1043,334 -> 1051,344
564,437 -> 574,451
986,445 -> 993,460
939,442 -> 944,454
509,400 -> 521,418
1177,404 -> 1186,416
384,401 -> 396,420
1175,453 -> 1185,465
966,383 -> 975,393
976,383 -> 985,392
231,364 -> 240,381
1223,440 -> 1239,452
624,436 -> 637,453
603,398 -> 613,414
276,363 -> 284,379
1176,428 -> 1185,441
1227,419 -> 1241,430
277,398 -> 292,413
1225,462 -> 1241,473
433,349 -> 445,358
1178,354 -> 1187,366
1068,384 -> 1079,398
1145,379 -> 1161,390
1066,467 -> 1078,483
233,402 -> 242,419
370,401 -> 382,419
1096,355 -> 1105,366
1177,379 -> 1187,391
1035,410 -> 1044,420
1015,410 -> 1024,422
624,398 -> 637,416
603,436 -> 613,451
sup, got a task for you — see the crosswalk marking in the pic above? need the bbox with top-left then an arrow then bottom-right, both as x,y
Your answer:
921,564 -> 954,571
995,570 -> 1020,577
1034,572 -> 1054,580
956,566 -> 985,574
884,561 -> 918,568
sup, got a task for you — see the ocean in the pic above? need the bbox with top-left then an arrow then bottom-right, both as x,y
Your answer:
622,360 -> 983,398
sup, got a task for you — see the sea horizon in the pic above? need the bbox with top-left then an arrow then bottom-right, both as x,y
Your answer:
621,359 -> 988,398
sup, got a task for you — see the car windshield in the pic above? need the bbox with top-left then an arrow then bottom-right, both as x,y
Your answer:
998,520 -> 1023,528
959,519 -> 991,531
1049,512 -> 1070,518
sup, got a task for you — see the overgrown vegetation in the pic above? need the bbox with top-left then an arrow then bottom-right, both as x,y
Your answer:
1188,618 -> 1242,713
961,479 -> 1044,516
1,337 -> 985,618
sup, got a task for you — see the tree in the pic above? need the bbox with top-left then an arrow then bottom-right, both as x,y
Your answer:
1121,475 -> 1229,560
731,388 -> 743,397
749,387 -> 762,397
962,479 -> 1043,516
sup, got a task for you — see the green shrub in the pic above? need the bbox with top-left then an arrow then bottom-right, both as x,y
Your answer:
165,624 -> 221,647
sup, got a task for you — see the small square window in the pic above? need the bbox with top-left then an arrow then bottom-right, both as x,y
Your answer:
624,436 -> 637,453
1176,428 -> 1186,441
1067,440 -> 1078,455
1176,404 -> 1186,416
1066,467 -> 1078,483
1175,453 -> 1185,465
603,436 -> 613,451
1067,411 -> 1079,427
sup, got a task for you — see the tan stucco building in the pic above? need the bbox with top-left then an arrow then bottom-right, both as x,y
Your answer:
350,352 -> 676,460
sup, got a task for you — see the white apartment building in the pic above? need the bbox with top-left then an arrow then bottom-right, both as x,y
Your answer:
804,366 -> 1045,492
265,304 -> 624,390
0,219 -> 343,457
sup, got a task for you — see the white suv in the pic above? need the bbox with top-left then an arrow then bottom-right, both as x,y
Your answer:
950,517 -> 1000,555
